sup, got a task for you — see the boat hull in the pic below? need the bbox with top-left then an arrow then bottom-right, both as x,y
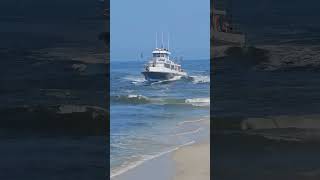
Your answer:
142,71 -> 183,81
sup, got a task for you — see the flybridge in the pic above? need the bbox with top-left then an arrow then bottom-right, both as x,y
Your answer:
152,49 -> 171,55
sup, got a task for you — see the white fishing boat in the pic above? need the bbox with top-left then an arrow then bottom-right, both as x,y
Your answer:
142,34 -> 187,81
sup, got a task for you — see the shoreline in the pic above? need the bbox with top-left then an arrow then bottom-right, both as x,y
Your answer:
111,141 -> 195,180
112,141 -> 210,180
111,151 -> 175,180
111,118 -> 210,180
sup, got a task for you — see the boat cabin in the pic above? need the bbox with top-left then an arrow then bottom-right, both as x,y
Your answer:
147,48 -> 182,72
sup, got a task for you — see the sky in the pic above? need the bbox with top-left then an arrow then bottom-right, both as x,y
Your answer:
111,0 -> 210,61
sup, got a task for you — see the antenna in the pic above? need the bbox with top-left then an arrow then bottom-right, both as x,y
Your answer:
161,32 -> 164,48
156,32 -> 158,48
167,32 -> 170,50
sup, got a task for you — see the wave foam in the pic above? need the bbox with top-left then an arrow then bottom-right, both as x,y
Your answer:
72,63 -> 87,72
150,76 -> 183,85
57,105 -> 107,114
242,115 -> 320,130
174,128 -> 202,136
256,45 -> 320,71
178,118 -> 208,126
189,75 -> 210,84
123,76 -> 146,84
112,95 -> 210,107
185,98 -> 210,107
112,94 -> 150,104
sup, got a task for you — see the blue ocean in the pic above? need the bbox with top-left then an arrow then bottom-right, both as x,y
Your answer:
110,59 -> 209,176
212,1 -> 320,179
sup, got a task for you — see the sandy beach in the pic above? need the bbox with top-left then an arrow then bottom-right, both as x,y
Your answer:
173,118 -> 210,180
112,118 -> 210,180
112,142 -> 210,180
173,142 -> 210,180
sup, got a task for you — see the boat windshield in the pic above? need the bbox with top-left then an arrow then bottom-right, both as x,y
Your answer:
153,53 -> 168,58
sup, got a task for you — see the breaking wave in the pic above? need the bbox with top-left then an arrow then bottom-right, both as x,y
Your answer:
241,115 -> 320,130
71,63 -> 87,72
0,105 -> 107,135
214,44 -> 320,71
255,45 -> 320,71
111,95 -> 210,107
111,94 -> 151,104
214,115 -> 320,142
185,98 -> 210,107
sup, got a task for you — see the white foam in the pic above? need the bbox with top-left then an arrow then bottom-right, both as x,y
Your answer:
150,76 -> 183,85
71,63 -> 87,72
178,118 -> 208,126
123,76 -> 146,84
57,105 -> 107,114
110,141 -> 195,179
57,105 -> 87,114
110,133 -> 130,137
174,128 -> 202,136
126,94 -> 150,103
256,45 -> 320,70
111,143 -> 142,151
185,98 -> 210,107
190,75 -> 210,84
127,94 -> 146,99
169,75 -> 183,81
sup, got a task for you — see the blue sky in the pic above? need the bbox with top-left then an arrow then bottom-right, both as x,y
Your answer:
111,0 -> 209,61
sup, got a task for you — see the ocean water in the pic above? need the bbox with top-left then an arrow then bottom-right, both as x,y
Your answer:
213,46 -> 320,179
212,1 -> 320,179
0,1 -> 108,178
110,59 -> 210,177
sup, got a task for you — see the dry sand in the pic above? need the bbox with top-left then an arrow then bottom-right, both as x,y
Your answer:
173,142 -> 210,180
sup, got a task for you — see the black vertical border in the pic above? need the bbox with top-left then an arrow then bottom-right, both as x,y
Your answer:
210,0 -> 214,179
104,0 -> 110,178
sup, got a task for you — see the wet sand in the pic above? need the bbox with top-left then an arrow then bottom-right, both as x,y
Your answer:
111,152 -> 174,180
173,142 -> 210,180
